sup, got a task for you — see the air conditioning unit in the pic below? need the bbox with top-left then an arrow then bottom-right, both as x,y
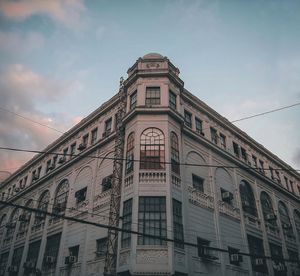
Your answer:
282,223 -> 291,229
8,266 -> 18,272
65,256 -> 77,265
230,253 -> 243,263
221,191 -> 233,202
58,156 -> 66,164
19,214 -> 29,222
255,258 -> 264,266
35,211 -> 46,219
266,213 -> 277,221
44,256 -> 55,264
23,261 -> 35,269
77,143 -> 86,151
243,200 -> 250,207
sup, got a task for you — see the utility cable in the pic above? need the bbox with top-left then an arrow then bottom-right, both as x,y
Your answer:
0,146 -> 299,173
0,199 -> 298,264
0,107 -> 65,134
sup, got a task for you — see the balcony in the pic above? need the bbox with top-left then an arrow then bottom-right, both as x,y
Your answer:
124,174 -> 133,189
188,186 -> 214,210
93,190 -> 111,212
218,201 -> 240,220
244,213 -> 261,230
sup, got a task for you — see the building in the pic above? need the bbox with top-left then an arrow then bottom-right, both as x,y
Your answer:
0,53 -> 299,276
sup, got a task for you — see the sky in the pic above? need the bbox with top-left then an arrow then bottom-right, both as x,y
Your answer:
0,0 -> 300,176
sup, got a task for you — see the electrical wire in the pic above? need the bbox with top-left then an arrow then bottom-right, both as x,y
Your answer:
0,199 -> 298,264
0,146 -> 299,173
230,102 -> 300,124
0,107 -> 64,134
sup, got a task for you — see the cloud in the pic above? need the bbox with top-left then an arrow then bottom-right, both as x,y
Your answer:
0,64 -> 75,173
0,0 -> 86,29
0,30 -> 44,54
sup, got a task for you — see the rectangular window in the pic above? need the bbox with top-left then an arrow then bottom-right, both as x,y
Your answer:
91,128 -> 98,145
70,143 -> 76,158
146,87 -> 160,106
82,134 -> 89,145
26,240 -> 41,267
220,133 -> 226,149
290,180 -> 295,193
0,252 -> 9,274
138,197 -> 166,245
197,237 -> 210,257
11,246 -> 24,273
269,166 -> 274,179
275,171 -> 281,184
102,175 -> 112,192
121,199 -> 132,248
259,160 -> 265,174
192,174 -> 204,192
43,233 -> 61,268
96,238 -> 107,257
173,199 -> 184,249
247,235 -> 268,273
184,110 -> 192,128
46,160 -> 52,173
269,243 -> 286,274
233,142 -> 240,158
241,147 -> 247,162
210,127 -> 218,145
130,91 -> 137,110
195,118 -> 203,135
69,245 -> 79,258
104,118 -> 112,137
252,155 -> 257,167
75,187 -> 87,203
169,91 -> 176,110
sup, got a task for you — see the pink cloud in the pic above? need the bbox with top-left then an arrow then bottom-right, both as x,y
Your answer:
0,64 -> 78,173
0,0 -> 85,29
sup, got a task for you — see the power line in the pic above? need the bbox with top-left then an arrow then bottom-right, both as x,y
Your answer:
0,107 -> 65,134
0,146 -> 299,173
0,199 -> 298,264
0,191 -> 251,249
230,102 -> 300,123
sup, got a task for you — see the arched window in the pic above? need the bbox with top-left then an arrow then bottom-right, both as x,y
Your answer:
239,180 -> 257,216
170,132 -> 180,175
278,201 -> 293,236
35,190 -> 50,225
140,128 -> 165,170
260,192 -> 277,226
126,132 -> 135,174
294,210 -> 300,238
53,180 -> 69,214
5,208 -> 19,239
18,200 -> 33,234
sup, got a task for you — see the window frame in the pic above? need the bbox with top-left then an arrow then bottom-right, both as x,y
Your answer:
145,87 -> 161,106
192,174 -> 204,193
169,90 -> 177,110
184,110 -> 192,128
130,91 -> 137,110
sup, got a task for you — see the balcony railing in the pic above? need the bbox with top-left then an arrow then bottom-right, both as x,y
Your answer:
139,171 -> 166,184
218,201 -> 240,220
171,174 -> 181,189
188,186 -> 214,210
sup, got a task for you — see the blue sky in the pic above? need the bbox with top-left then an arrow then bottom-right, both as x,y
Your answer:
0,0 -> 299,173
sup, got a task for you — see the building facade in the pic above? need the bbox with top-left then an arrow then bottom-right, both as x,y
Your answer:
0,53 -> 299,276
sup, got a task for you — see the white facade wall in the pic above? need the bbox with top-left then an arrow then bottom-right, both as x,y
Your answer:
0,53 -> 299,276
